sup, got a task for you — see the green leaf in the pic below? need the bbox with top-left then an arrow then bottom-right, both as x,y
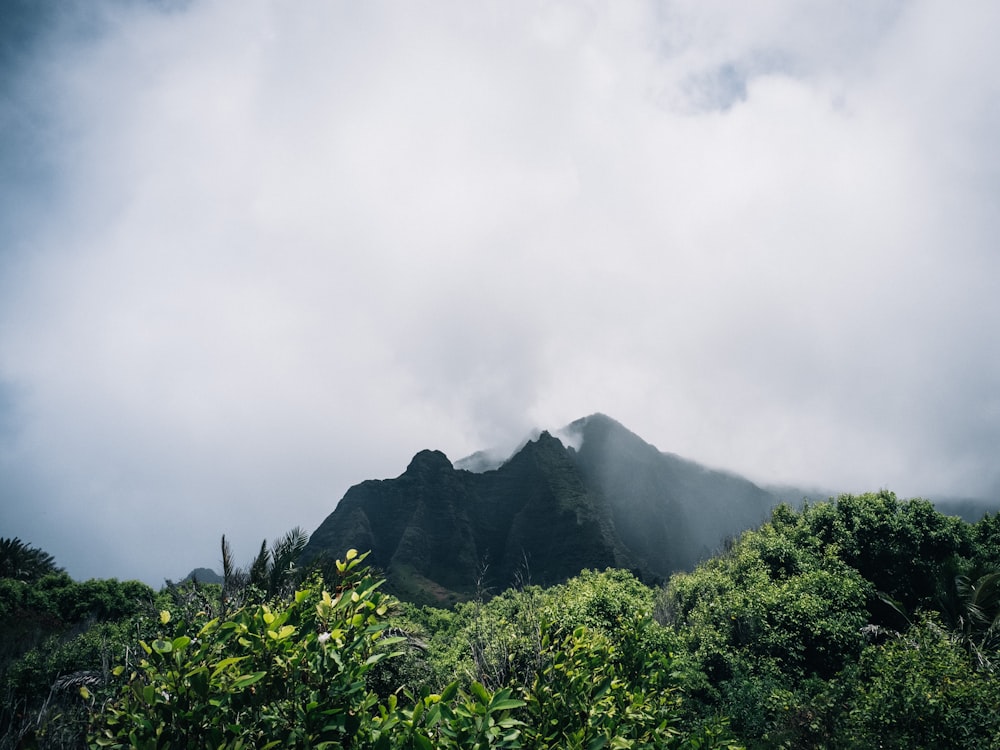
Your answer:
441,681 -> 460,703
172,635 -> 191,652
594,676 -> 614,700
212,656 -> 247,677
230,671 -> 267,690
152,638 -> 173,654
196,617 -> 220,638
470,681 -> 490,704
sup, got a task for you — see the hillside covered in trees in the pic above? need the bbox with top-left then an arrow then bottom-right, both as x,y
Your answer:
0,492 -> 1000,748
3,491 -> 1000,748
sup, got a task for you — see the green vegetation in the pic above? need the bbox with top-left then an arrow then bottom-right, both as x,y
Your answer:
0,538 -> 62,583
3,490 -> 1000,748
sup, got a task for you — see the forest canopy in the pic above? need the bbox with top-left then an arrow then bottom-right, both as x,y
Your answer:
2,491 -> 999,749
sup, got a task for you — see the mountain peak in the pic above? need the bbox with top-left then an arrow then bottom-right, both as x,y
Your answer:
405,449 -> 453,475
302,414 -> 784,605
559,413 -> 650,454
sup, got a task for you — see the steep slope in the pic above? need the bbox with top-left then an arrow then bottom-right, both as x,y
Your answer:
467,431 -> 629,590
302,414 -> 783,603
563,414 -> 778,579
302,431 -> 627,604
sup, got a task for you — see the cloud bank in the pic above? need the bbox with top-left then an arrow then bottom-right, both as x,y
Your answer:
2,0 -> 999,583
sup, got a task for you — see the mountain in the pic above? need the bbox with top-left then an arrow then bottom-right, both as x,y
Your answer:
302,414 -> 790,604
181,567 -> 223,584
561,414 -> 780,577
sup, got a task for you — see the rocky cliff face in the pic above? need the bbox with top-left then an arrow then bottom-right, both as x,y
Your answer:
302,414 -> 781,604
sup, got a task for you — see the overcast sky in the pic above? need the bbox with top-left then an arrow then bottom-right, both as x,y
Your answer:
2,0 -> 999,585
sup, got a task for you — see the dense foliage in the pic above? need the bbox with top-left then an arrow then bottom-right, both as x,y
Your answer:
0,557 -> 156,749
3,491 -> 1000,748
0,538 -> 62,583
661,491 -> 1000,747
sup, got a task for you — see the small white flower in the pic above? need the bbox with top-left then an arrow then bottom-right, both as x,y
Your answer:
318,631 -> 331,644
161,690 -> 170,701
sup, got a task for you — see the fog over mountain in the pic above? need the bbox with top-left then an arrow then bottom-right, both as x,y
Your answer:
302,414 -> 819,603
2,2 -> 999,585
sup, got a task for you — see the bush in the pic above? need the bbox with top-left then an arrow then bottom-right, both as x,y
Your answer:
839,616 -> 1000,749
88,550 -> 402,749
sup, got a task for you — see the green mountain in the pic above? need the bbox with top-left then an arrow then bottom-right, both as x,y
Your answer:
181,567 -> 223,585
303,414 -> 778,604
302,414 -> 782,604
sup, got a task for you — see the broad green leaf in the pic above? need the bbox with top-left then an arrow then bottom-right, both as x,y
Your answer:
489,699 -> 525,712
197,617 -> 220,638
230,671 -> 267,690
152,638 -> 172,654
441,681 -> 459,702
470,681 -> 490,704
211,656 -> 247,677
172,635 -> 191,651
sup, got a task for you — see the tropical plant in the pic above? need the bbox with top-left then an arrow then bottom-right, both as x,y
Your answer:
839,615 -> 1000,749
88,549 -> 401,749
520,620 -> 741,750
220,526 -> 310,610
779,493 -> 973,620
0,538 -> 61,584
886,562 -> 1000,672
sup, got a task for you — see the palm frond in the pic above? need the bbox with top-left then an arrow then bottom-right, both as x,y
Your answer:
268,526 -> 309,595
248,539 -> 270,591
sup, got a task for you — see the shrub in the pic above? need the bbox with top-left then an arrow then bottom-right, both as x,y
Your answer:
88,550 -> 402,749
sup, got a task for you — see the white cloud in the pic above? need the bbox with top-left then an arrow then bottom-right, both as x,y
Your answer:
2,0 -> 999,583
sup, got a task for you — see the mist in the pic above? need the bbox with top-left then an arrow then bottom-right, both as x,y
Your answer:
2,0 -> 999,584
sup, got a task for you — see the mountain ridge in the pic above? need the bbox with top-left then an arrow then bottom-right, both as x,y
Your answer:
301,413 -> 787,604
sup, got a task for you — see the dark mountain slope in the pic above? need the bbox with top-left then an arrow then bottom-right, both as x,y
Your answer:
304,449 -> 481,601
302,415 -> 783,603
302,431 -> 627,604
467,431 -> 630,589
563,414 -> 777,579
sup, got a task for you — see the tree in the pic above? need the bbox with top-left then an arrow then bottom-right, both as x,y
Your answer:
840,615 -> 1000,748
0,538 -> 61,584
663,517 -> 871,743
220,526 -> 310,610
88,550 -> 403,749
792,493 -> 972,619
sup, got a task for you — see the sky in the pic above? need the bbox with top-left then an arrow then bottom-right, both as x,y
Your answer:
2,0 -> 999,585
